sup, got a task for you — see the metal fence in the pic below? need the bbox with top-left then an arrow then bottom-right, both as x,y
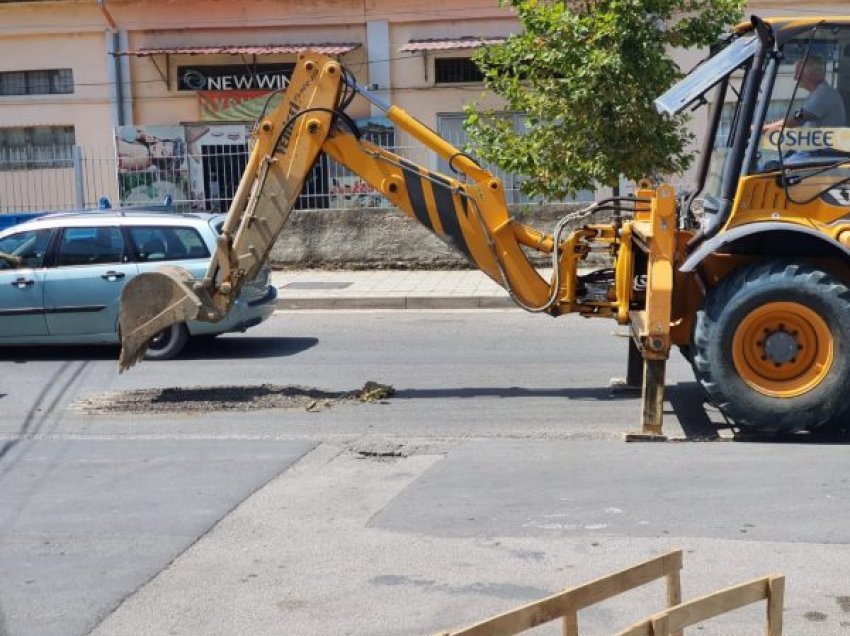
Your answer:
0,146 -> 117,213
1,142 -> 562,215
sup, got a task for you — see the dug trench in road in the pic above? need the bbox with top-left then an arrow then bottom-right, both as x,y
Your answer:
75,381 -> 396,414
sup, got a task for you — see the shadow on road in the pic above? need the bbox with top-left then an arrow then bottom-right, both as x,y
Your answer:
666,381 -> 850,445
666,381 -> 724,440
180,336 -> 318,360
394,386 -> 628,401
0,346 -> 117,362
396,381 -> 850,445
0,336 -> 318,363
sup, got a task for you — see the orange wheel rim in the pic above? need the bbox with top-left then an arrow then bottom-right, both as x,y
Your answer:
732,302 -> 833,398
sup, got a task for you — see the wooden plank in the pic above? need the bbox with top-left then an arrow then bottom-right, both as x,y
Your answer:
616,575 -> 783,636
663,576 -> 771,631
443,550 -> 683,636
666,568 -> 683,636
767,575 -> 785,636
562,611 -> 578,636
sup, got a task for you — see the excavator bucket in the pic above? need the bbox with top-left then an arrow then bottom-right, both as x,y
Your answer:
118,266 -> 210,371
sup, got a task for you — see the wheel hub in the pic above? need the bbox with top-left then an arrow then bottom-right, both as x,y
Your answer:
762,329 -> 798,365
732,301 -> 833,398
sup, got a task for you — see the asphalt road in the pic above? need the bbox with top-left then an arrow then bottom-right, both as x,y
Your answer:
1,310 -> 849,635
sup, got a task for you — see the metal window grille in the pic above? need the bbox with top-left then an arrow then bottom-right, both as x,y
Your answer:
0,69 -> 74,96
0,126 -> 75,170
434,58 -> 483,84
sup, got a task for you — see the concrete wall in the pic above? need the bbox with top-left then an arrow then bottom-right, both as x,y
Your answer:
270,203 -> 594,269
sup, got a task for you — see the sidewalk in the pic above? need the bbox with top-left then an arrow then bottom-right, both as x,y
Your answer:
273,269 -> 544,310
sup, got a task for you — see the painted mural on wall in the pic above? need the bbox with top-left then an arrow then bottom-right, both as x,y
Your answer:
115,126 -> 189,206
329,176 -> 381,208
198,91 -> 283,122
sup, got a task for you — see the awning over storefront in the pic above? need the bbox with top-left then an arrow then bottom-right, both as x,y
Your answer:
399,37 -> 506,52
114,43 -> 361,57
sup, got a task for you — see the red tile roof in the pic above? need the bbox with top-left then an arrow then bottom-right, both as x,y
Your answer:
114,43 -> 360,57
400,37 -> 506,52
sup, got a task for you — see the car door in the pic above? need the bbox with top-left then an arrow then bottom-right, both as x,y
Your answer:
0,228 -> 52,339
43,225 -> 138,337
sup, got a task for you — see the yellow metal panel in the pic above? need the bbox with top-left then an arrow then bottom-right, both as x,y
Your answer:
634,185 -> 676,359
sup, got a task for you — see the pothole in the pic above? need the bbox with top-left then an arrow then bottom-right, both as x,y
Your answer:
75,382 -> 395,415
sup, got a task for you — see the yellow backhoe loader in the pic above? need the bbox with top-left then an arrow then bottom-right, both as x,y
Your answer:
119,16 -> 850,438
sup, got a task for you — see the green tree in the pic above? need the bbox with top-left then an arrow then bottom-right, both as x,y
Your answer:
465,0 -> 745,198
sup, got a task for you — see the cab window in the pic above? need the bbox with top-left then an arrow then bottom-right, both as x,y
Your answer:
756,27 -> 850,172
705,67 -> 748,198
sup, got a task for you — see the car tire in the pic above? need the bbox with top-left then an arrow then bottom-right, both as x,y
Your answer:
144,323 -> 189,361
692,261 -> 850,435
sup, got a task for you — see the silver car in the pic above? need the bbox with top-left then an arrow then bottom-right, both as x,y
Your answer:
0,210 -> 277,359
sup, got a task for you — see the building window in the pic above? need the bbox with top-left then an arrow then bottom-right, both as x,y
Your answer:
0,126 -> 76,170
435,58 -> 483,84
0,69 -> 73,96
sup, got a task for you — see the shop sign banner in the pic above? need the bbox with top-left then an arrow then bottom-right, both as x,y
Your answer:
199,90 -> 282,122
115,125 -> 189,206
178,63 -> 293,91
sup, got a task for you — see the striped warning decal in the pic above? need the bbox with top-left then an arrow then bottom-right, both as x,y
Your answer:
399,159 -> 471,260
400,159 -> 433,232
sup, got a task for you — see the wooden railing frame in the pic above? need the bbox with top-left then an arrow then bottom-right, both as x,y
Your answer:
438,549 -> 784,636
438,550 -> 683,636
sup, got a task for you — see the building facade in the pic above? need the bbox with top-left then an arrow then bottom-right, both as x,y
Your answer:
0,0 -> 846,212
0,0 -> 519,211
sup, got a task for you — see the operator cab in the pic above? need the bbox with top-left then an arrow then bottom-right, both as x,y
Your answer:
656,16 -> 850,239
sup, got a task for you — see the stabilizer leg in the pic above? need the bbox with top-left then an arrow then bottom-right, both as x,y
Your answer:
625,358 -> 668,441
610,337 -> 644,394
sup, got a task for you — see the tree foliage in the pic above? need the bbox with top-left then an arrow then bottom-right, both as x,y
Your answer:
464,0 -> 746,197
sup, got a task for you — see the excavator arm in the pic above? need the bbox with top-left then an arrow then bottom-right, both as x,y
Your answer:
119,54 -> 344,369
118,51 -> 628,370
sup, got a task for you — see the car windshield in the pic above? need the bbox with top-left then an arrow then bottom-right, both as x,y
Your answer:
655,34 -> 759,116
211,216 -> 225,235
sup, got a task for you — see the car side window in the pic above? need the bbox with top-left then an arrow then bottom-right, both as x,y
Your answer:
56,226 -> 126,267
0,228 -> 52,269
128,226 -> 210,262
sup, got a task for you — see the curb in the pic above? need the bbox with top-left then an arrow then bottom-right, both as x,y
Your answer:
276,296 -> 515,310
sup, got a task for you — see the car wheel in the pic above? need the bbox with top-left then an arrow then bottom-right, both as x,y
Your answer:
144,323 -> 189,361
692,261 -> 850,435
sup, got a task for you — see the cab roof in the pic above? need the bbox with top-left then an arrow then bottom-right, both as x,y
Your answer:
736,16 -> 850,44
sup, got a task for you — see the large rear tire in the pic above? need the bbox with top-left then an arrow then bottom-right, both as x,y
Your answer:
692,262 -> 850,435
